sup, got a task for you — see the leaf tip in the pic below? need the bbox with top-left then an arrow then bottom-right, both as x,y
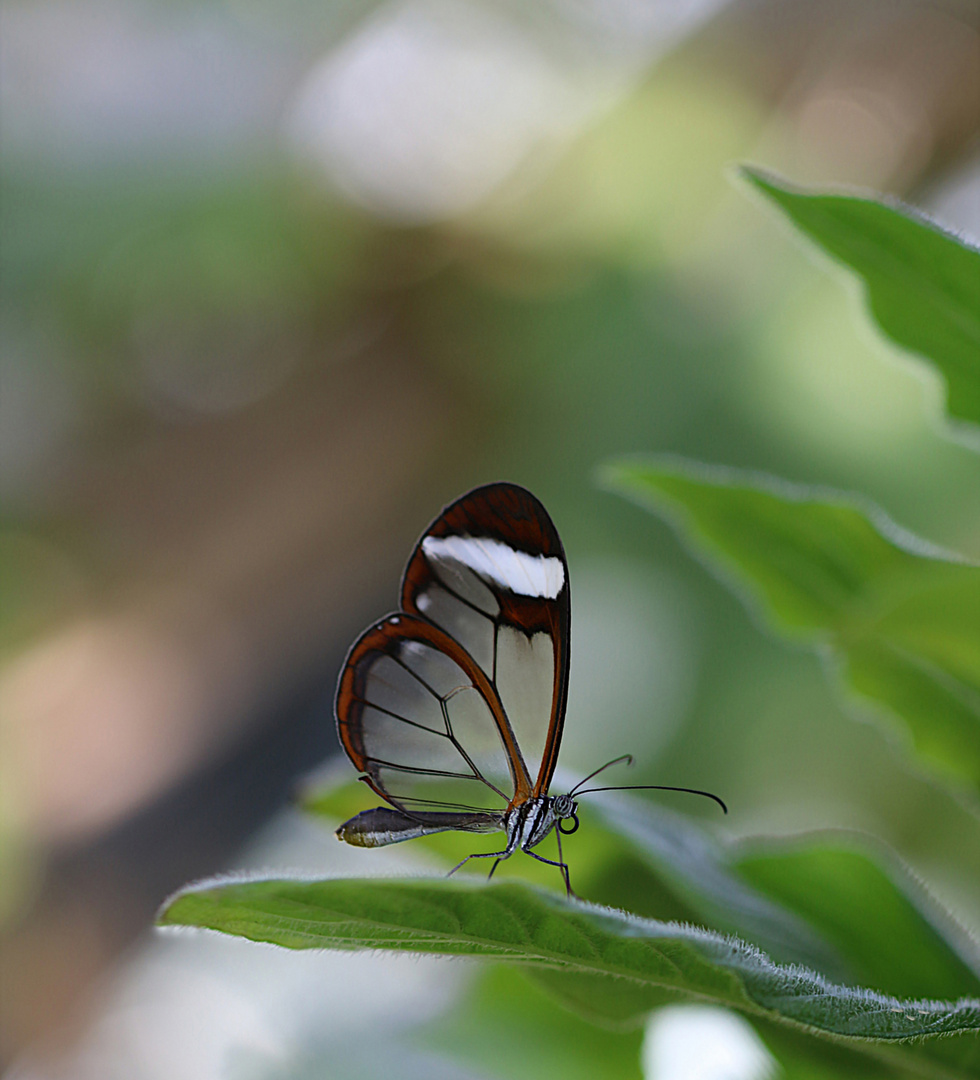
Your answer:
154,871 -> 251,929
593,457 -> 632,492
731,163 -> 789,199
155,883 -> 203,929
155,895 -> 183,928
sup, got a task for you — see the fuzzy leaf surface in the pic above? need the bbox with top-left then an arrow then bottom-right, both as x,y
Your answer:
158,876 -> 980,1059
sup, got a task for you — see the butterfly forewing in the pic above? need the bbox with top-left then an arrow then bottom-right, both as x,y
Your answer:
400,483 -> 571,799
336,614 -> 520,815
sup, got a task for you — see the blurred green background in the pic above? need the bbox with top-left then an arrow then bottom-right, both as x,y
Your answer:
2,0 -> 979,1076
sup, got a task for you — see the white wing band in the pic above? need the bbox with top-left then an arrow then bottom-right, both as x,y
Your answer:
422,535 -> 565,599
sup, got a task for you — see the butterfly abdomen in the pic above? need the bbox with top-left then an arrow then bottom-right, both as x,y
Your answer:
336,806 -> 502,847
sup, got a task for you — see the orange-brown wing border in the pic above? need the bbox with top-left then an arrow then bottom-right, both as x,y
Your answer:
399,482 -> 571,799
335,611 -> 534,808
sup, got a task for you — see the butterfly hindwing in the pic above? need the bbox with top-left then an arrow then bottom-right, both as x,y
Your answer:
336,613 -> 524,815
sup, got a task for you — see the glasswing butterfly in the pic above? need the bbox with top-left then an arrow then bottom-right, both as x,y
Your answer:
335,483 -> 725,895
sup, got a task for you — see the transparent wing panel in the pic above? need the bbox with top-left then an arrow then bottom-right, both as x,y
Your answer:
422,546 -> 500,615
494,625 -> 555,784
407,576 -> 558,786
345,626 -> 514,813
361,654 -> 444,734
411,583 -> 496,674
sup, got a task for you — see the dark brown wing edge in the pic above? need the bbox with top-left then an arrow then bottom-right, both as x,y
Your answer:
334,611 -> 534,806
399,482 -> 571,799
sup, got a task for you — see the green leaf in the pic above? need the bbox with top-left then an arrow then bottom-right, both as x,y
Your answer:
528,975 -> 980,1079
158,876 -> 980,1055
600,457 -> 980,800
593,796 -> 980,1002
735,840 -> 980,1002
739,167 -> 980,435
587,794 -> 843,975
753,1014 -> 980,1080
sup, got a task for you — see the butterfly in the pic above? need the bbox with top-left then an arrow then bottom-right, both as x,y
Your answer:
334,483 -> 725,895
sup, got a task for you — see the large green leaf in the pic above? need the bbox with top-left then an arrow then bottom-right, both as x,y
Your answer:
601,457 -> 980,800
585,794 -> 841,975
740,167 -> 980,434
753,1013 -> 980,1080
734,839 -> 980,1002
158,877 -> 980,1061
593,795 -> 980,1002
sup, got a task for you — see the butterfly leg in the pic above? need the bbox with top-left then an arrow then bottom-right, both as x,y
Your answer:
448,808 -> 522,882
447,847 -> 513,880
525,848 -> 575,898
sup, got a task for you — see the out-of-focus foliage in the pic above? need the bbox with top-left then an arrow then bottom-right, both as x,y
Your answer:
735,840 -> 980,1002
741,168 -> 980,435
596,797 -> 980,1000
601,458 -> 980,800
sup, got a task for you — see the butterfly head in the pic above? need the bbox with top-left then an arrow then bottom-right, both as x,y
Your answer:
552,792 -> 580,835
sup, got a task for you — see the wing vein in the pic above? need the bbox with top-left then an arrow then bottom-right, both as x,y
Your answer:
365,758 -> 498,784
390,652 -> 450,705
351,695 -> 448,736
426,575 -> 497,621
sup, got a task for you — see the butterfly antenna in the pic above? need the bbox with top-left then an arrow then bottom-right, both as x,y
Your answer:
568,754 -> 634,796
574,784 -> 728,814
